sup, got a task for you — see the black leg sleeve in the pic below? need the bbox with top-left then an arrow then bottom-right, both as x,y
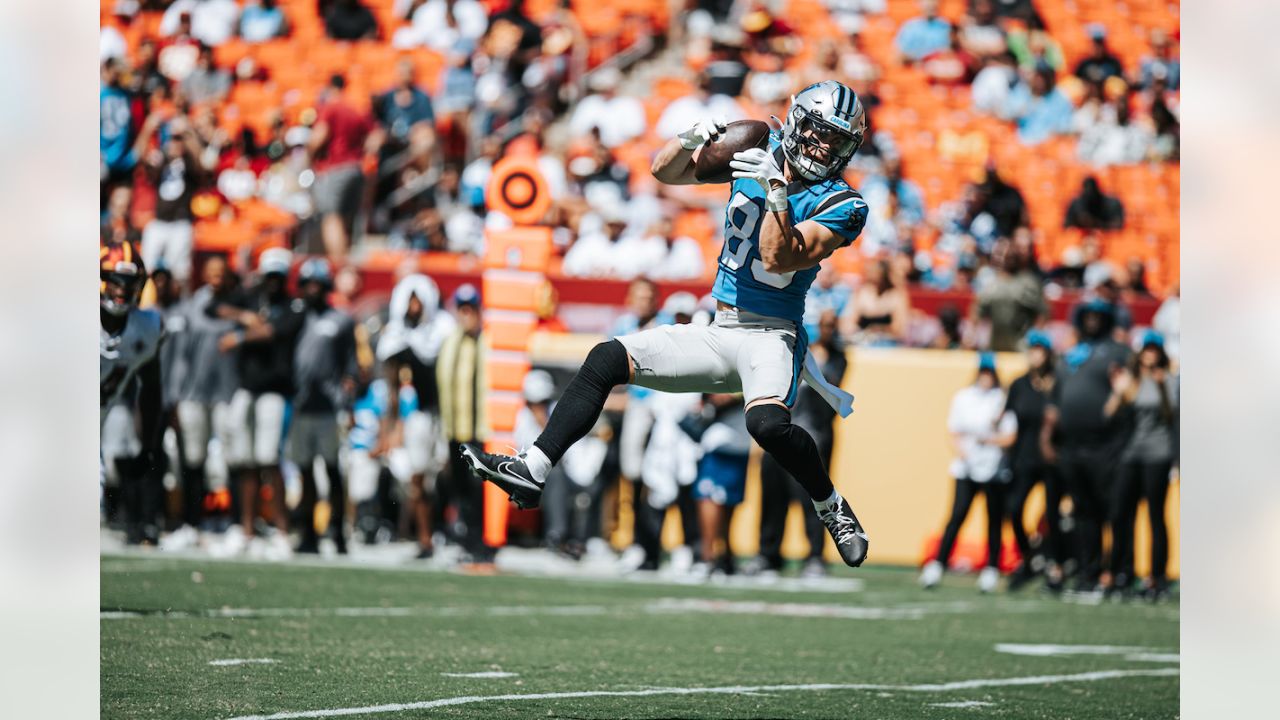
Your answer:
533,340 -> 631,465
745,404 -> 834,502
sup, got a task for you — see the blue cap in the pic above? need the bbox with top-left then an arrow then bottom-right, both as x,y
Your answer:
453,283 -> 481,308
298,257 -> 332,286
1025,329 -> 1053,350
978,352 -> 997,372
1078,297 -> 1116,316
1141,330 -> 1165,349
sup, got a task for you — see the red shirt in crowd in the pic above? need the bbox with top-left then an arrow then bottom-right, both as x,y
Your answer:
313,99 -> 373,173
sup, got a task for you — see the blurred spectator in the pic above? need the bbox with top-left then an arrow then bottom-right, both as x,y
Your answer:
930,304 -> 965,349
400,0 -> 489,51
972,237 -> 1047,352
517,370 -> 583,556
141,114 -> 206,287
374,60 -> 437,161
102,186 -> 141,248
1073,24 -> 1124,86
437,285 -> 491,559
325,0 -> 379,41
101,60 -> 144,188
1040,299 -> 1131,592
919,353 -> 1015,592
655,73 -> 746,141
160,0 -> 241,48
970,166 -> 1028,239
1122,258 -> 1151,297
170,257 -> 242,548
970,51 -> 1019,115
611,215 -> 679,281
922,25 -> 980,85
569,67 -> 646,149
958,0 -> 1006,58
1138,28 -> 1179,91
1006,23 -> 1063,73
375,274 -> 456,559
239,0 -> 289,43
895,0 -> 952,64
309,75 -> 376,261
844,259 -> 909,346
863,156 -> 926,226
562,205 -> 630,278
1002,329 -> 1064,590
101,1 -> 137,62
1152,285 -> 1180,361
688,393 -> 751,577
630,295 -> 702,572
1106,332 -> 1177,599
157,13 -> 203,82
1077,94 -> 1153,167
1064,176 -> 1125,230
757,309 -> 845,577
213,248 -> 305,558
1001,64 -> 1073,145
180,45 -> 231,105
290,259 -> 358,555
643,216 -> 707,282
802,264 -> 852,341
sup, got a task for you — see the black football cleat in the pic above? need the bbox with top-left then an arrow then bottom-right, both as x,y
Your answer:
817,496 -> 869,567
459,443 -> 545,509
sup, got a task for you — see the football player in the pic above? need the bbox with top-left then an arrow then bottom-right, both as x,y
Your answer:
100,241 -> 165,544
464,81 -> 872,566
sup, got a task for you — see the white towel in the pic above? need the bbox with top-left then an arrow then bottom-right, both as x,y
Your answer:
801,352 -> 855,418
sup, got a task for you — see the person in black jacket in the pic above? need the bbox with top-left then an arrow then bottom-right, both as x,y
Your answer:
1039,299 -> 1132,592
1002,329 -> 1064,591
213,249 -> 305,557
754,309 -> 848,577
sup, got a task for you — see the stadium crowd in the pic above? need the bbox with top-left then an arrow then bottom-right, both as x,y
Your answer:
101,0 -> 1179,593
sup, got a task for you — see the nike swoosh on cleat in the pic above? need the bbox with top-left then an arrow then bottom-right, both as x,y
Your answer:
496,462 -> 539,490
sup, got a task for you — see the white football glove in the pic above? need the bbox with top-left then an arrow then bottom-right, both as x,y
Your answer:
677,116 -> 728,151
730,147 -> 788,211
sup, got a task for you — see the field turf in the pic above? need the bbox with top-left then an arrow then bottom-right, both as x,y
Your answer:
101,554 -> 1178,719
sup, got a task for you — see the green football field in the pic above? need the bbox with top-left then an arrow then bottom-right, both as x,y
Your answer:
101,553 -> 1178,719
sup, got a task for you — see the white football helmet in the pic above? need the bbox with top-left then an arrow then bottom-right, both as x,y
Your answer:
781,80 -> 867,182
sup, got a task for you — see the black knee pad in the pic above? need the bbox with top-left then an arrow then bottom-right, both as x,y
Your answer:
745,404 -> 792,450
582,339 -> 632,388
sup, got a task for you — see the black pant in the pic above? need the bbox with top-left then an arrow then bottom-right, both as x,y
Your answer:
634,482 -> 699,564
936,478 -> 1007,570
1006,460 -> 1063,565
1057,444 -> 1121,584
758,451 -> 826,568
447,441 -> 487,556
542,466 -> 606,547
1110,459 -> 1173,583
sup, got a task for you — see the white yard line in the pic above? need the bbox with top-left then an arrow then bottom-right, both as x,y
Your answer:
440,671 -> 518,678
102,596 -> 988,623
221,668 -> 1179,720
931,700 -> 995,708
994,643 -> 1151,657
209,659 -> 278,667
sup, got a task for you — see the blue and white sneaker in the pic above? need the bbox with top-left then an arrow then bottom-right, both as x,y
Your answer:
459,444 -> 545,509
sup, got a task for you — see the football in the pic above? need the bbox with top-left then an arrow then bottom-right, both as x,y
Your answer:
694,119 -> 772,184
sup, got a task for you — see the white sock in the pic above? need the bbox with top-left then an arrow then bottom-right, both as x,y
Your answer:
812,489 -> 841,513
523,446 -> 552,483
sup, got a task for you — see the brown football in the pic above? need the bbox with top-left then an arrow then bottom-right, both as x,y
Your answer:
694,119 -> 772,184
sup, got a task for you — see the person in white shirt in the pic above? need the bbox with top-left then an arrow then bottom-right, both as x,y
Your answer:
402,0 -> 489,51
920,353 -> 1017,592
160,0 -> 241,48
568,67 -> 647,149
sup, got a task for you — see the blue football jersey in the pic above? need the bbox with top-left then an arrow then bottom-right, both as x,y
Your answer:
711,133 -> 869,323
